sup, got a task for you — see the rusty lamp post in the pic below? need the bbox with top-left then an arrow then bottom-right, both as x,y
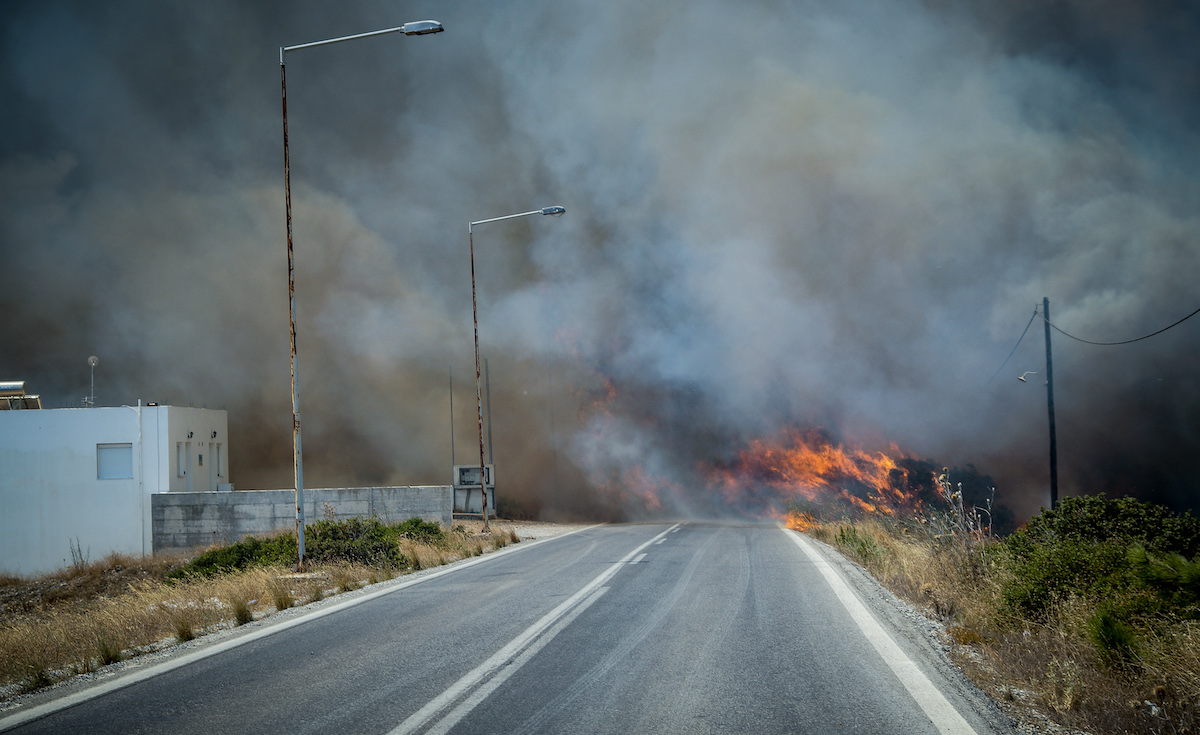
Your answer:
468,206 -> 566,530
280,19 -> 443,571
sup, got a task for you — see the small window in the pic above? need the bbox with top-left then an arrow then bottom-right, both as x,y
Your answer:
97,444 -> 133,480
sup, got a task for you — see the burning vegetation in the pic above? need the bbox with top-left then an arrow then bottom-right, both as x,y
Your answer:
703,427 -> 1015,535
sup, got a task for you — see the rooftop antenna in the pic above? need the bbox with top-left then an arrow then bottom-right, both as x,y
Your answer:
86,356 -> 99,407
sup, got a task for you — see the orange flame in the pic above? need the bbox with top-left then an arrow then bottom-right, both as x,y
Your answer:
706,427 -> 927,519
783,508 -> 817,532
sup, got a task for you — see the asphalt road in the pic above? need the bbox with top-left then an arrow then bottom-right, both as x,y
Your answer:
0,522 -> 1011,734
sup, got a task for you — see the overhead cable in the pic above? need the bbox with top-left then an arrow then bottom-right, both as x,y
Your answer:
986,308 -> 1039,385
1043,303 -> 1200,346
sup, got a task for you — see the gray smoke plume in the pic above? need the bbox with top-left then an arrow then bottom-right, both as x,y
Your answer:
2,0 -> 1198,522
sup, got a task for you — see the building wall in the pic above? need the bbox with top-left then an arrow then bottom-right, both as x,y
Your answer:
158,407 -> 229,494
151,486 -> 454,551
0,407 -> 145,576
0,405 -> 229,576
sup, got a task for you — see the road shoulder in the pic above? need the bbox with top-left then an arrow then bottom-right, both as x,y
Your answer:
790,528 -> 1020,734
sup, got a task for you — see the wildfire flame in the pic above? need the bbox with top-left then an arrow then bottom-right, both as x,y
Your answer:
705,427 -> 929,527
576,371 -> 938,526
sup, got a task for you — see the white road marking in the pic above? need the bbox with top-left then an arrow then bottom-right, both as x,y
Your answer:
631,553 -> 647,564
390,523 -> 680,735
654,538 -> 666,545
425,586 -> 608,735
782,527 -> 978,735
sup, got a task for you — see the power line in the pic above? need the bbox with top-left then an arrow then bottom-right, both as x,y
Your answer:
1042,303 -> 1200,346
986,300 -> 1199,383
986,308 -> 1039,384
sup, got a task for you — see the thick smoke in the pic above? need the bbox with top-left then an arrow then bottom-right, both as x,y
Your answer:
2,0 -> 1198,522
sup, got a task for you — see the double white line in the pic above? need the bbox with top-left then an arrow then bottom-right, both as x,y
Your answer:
390,523 -> 679,735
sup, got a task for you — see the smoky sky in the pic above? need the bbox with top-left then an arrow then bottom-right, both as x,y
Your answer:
2,0 -> 1198,522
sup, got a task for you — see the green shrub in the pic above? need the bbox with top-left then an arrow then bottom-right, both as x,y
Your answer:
169,533 -> 296,579
394,517 -> 446,545
1125,545 -> 1200,617
304,518 -> 407,567
1007,495 -> 1200,561
1088,606 -> 1139,666
1001,538 -> 1130,621
1000,495 -> 1200,673
1002,497 -> 1200,621
169,517 -> 445,578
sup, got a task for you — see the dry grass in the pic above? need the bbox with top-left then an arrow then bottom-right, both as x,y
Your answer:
0,522 -> 522,695
810,518 -> 1200,735
809,519 -> 1005,633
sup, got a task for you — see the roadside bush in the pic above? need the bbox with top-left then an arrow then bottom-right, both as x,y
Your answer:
168,517 -> 450,578
1001,496 -> 1200,627
1001,538 -> 1129,621
395,517 -> 446,545
1127,545 -> 1200,615
169,533 -> 296,579
304,518 -> 407,567
1087,606 -> 1139,666
1007,495 -> 1200,561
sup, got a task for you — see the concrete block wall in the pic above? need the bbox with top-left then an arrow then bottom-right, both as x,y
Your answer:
152,485 -> 453,552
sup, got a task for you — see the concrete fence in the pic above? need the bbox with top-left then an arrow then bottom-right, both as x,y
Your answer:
152,486 -> 453,552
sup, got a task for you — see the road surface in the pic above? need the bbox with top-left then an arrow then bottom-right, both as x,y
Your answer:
0,522 -> 1010,734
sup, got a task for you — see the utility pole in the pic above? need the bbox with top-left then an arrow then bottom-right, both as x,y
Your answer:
485,358 -> 494,465
1043,297 -> 1058,509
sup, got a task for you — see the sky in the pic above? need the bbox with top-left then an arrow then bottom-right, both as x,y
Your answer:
2,0 -> 1198,522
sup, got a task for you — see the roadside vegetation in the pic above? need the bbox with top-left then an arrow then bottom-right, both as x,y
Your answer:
795,484 -> 1200,735
0,518 -> 519,695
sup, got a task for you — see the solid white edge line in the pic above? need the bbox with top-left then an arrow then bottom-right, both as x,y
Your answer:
0,524 -> 604,733
389,523 -> 680,735
781,526 -> 978,735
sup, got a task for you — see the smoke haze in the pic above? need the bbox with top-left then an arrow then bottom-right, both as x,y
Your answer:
2,0 -> 1198,522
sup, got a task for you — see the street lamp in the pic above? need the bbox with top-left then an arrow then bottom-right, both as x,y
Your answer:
468,206 -> 566,531
280,19 -> 444,571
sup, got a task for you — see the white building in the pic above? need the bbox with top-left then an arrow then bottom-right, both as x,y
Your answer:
0,404 -> 229,576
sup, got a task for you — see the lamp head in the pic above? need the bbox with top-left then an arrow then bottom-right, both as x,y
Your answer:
540,206 -> 566,216
402,20 -> 444,35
